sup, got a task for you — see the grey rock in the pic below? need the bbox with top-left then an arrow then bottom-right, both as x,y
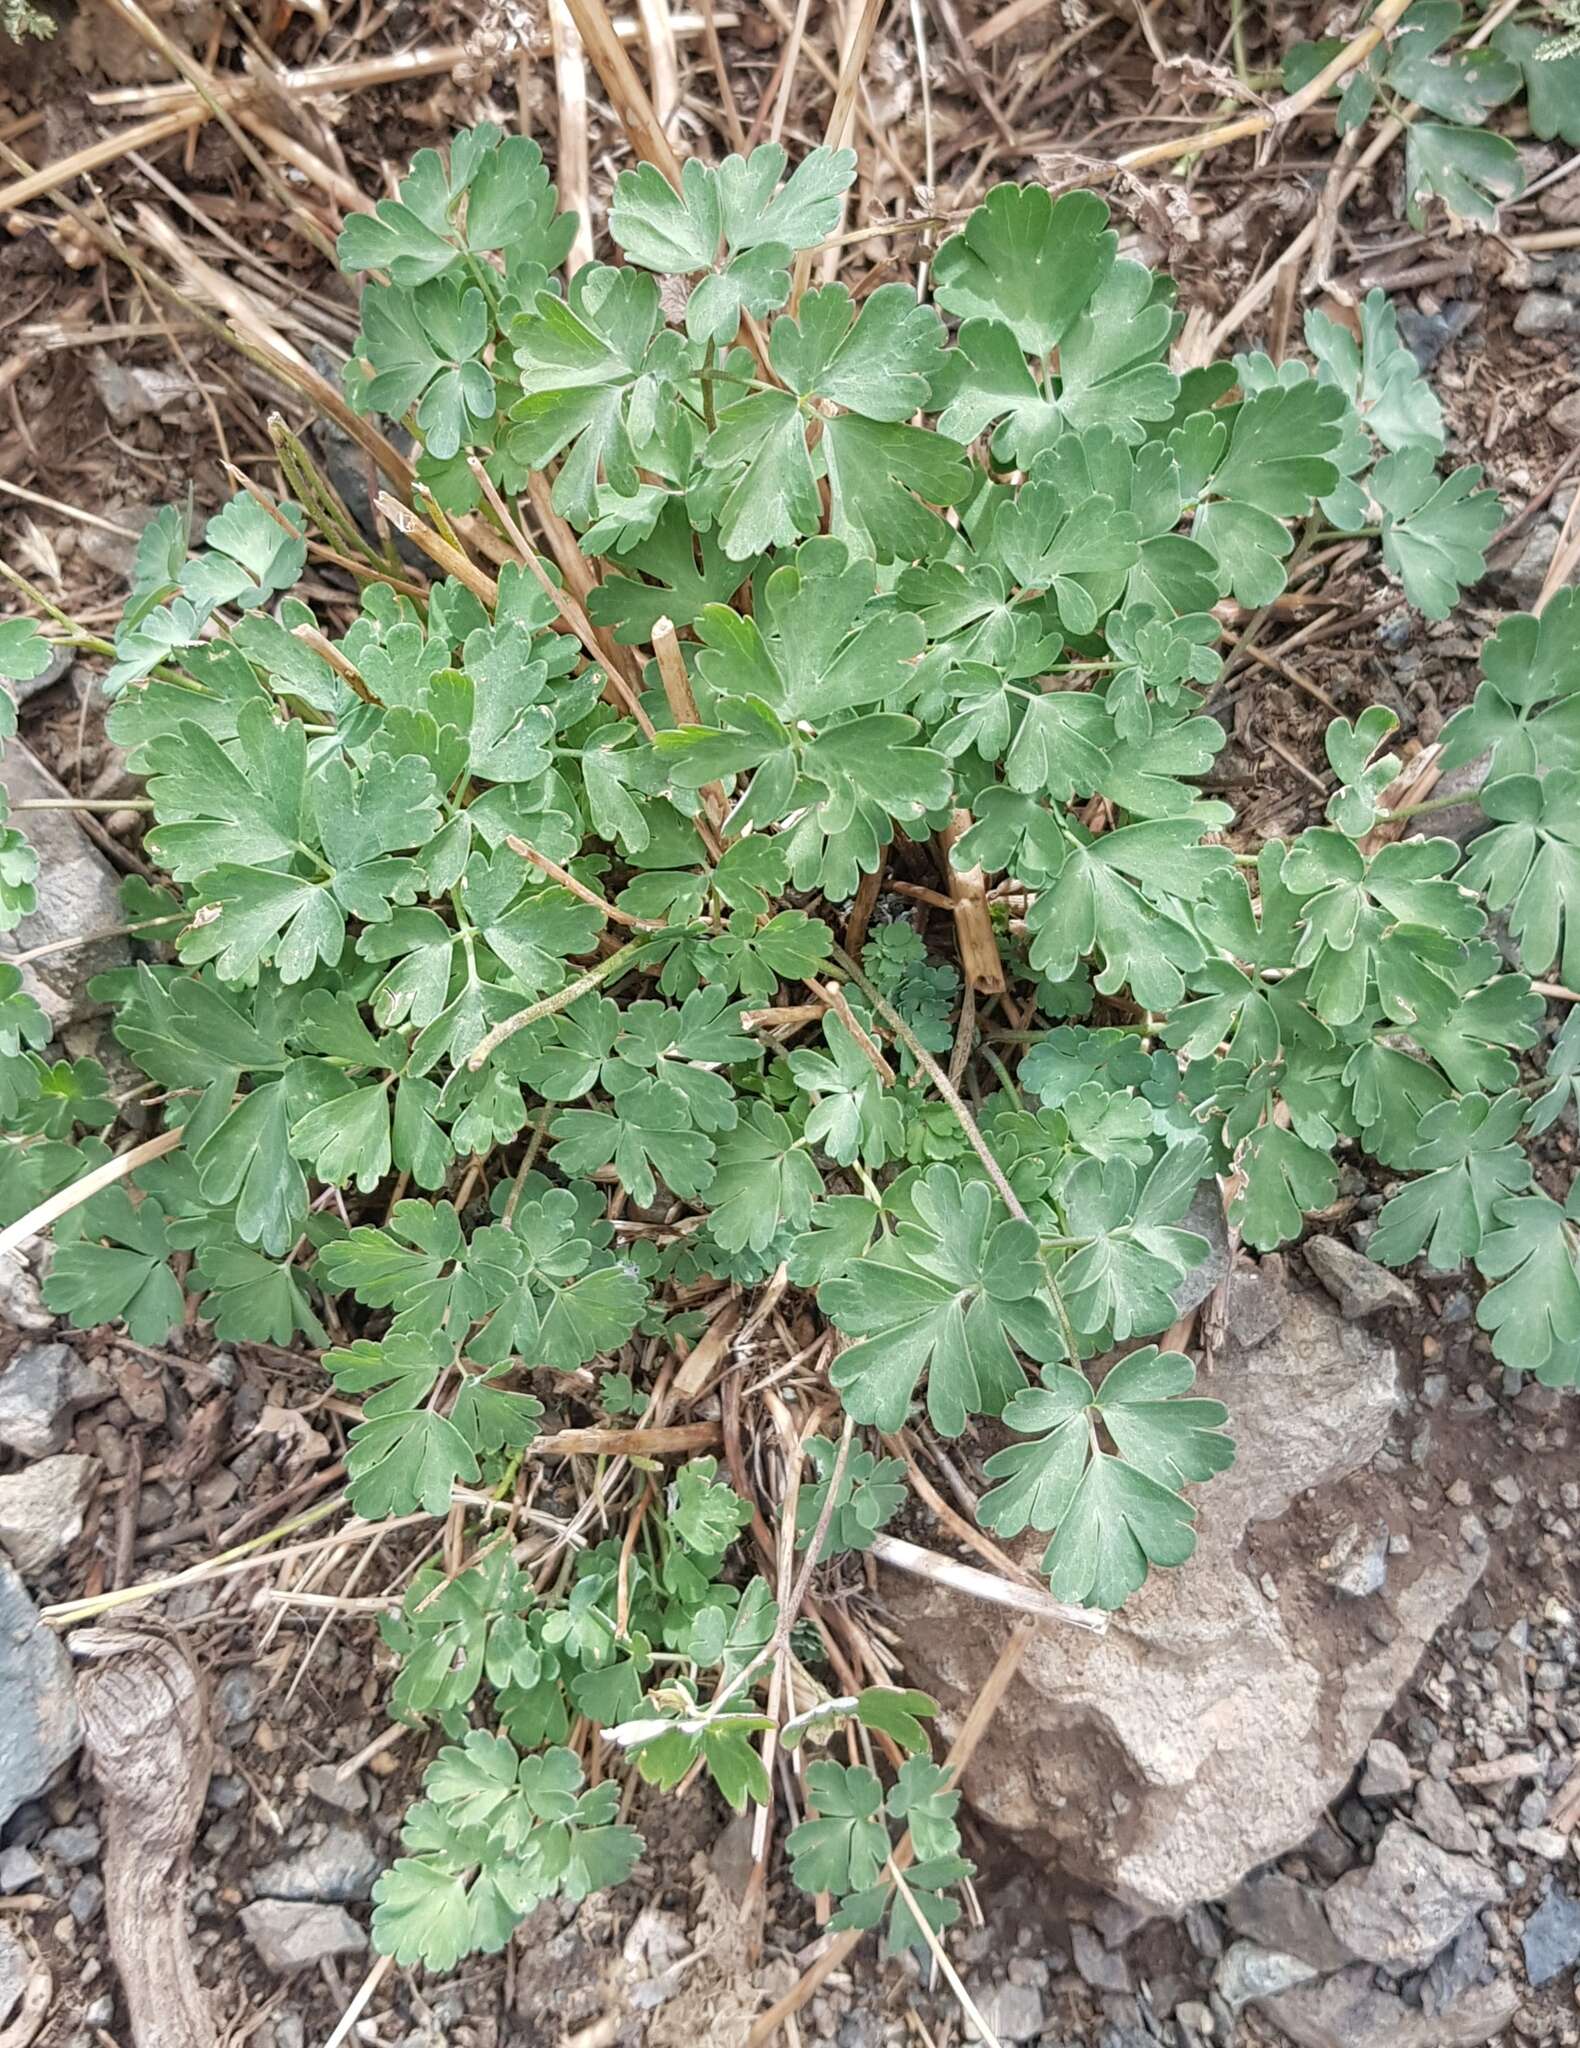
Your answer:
1215,1939 -> 1316,2010
1395,299 -> 1477,371
1412,1775 -> 1478,1857
272,2018 -> 306,2048
0,1849 -> 41,1893
0,1560 -> 81,1828
1422,1915 -> 1490,2016
1174,2001 -> 1214,2042
42,1821 -> 99,1867
969,1983 -> 1045,2042
214,1668 -> 256,1728
303,1763 -> 368,1815
1184,1902 -> 1224,1958
1359,1738 -> 1413,1799
886,1289 -> 1485,1914
1092,1895 -> 1151,1947
240,1899 -> 367,1973
1554,389 -> 1580,444
0,1925 -> 28,2028
1320,1522 -> 1390,1600
0,742 -> 129,1027
252,1824 -> 383,1904
1324,1822 -> 1501,1968
1171,1183 -> 1230,1318
0,1455 -> 96,1576
1226,1252 -> 1289,1349
1522,1881 -> 1580,1986
1494,520 -> 1561,609
1259,1966 -> 1519,2048
0,1254 -> 51,1336
1303,1237 -> 1418,1320
68,1872 -> 103,1923
1224,1871 -> 1355,1972
1514,290 -> 1580,338
90,356 -> 195,427
1071,1922 -> 1132,1993
0,1345 -> 111,1459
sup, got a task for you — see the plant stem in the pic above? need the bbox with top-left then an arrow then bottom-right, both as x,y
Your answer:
7,911 -> 184,965
11,797 -> 155,813
1381,790 -> 1469,822
464,937 -> 657,1070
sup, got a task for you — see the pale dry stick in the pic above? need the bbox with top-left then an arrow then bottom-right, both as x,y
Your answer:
7,912 -> 184,966
671,1295 -> 743,1404
465,458 -> 644,709
1209,0 -> 1518,350
506,834 -> 666,928
521,469 -> 653,708
935,811 -> 1007,995
637,0 -> 682,139
652,615 -> 730,833
769,0 -> 815,145
1514,227 -> 1580,253
563,0 -> 686,182
1537,480 -> 1580,614
700,0 -> 748,153
0,105 -> 212,213
969,0 -> 1060,45
814,978 -> 895,1083
746,1616 -> 1040,2046
792,0 -> 885,306
375,492 -> 499,607
551,0 -> 596,277
465,934 -> 657,1069
870,1533 -> 1106,1627
43,1501 -> 409,1629
0,1127 -> 182,1262
321,1954 -> 395,2048
886,1859 -> 1003,2048
132,205 -> 415,498
1111,0 -> 1414,177
99,0 -> 338,262
755,0 -> 913,182
0,477 -> 140,538
882,1429 -> 1046,1594
236,110 -> 367,214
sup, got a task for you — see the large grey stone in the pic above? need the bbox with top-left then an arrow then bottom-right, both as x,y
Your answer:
240,1899 -> 366,1973
1324,1822 -> 1501,1968
1170,1183 -> 1230,1319
1224,1871 -> 1354,1973
0,1342 -> 111,1458
0,741 -> 128,1026
885,1288 -> 1487,1913
0,1560 -> 82,1827
252,1824 -> 383,1904
1214,1941 -> 1315,2011
1303,1237 -> 1418,1320
1522,1882 -> 1580,1986
0,1454 -> 95,1576
1259,1965 -> 1517,2048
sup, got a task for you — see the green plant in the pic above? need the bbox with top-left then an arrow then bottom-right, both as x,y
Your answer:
2,124 -> 1575,1976
1286,1 -> 1580,227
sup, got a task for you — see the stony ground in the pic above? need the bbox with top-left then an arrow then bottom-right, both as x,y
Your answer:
3,3 -> 1580,2046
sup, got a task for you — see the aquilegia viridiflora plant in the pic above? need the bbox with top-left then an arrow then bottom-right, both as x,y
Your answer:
2,128 -> 1577,1970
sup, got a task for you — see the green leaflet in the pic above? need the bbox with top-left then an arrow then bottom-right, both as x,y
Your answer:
979,1346 -> 1232,1610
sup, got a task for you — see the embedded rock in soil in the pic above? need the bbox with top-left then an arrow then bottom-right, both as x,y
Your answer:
1258,1965 -> 1518,2048
1522,1881 -> 1580,1986
1169,1183 -> 1230,1319
0,1560 -> 82,1828
1302,1237 -> 1418,1320
0,741 -> 129,1027
883,1287 -> 1487,1914
0,1453 -> 95,1577
240,1899 -> 367,1972
0,1342 -> 112,1459
1323,1821 -> 1501,1968
252,1824 -> 384,1903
